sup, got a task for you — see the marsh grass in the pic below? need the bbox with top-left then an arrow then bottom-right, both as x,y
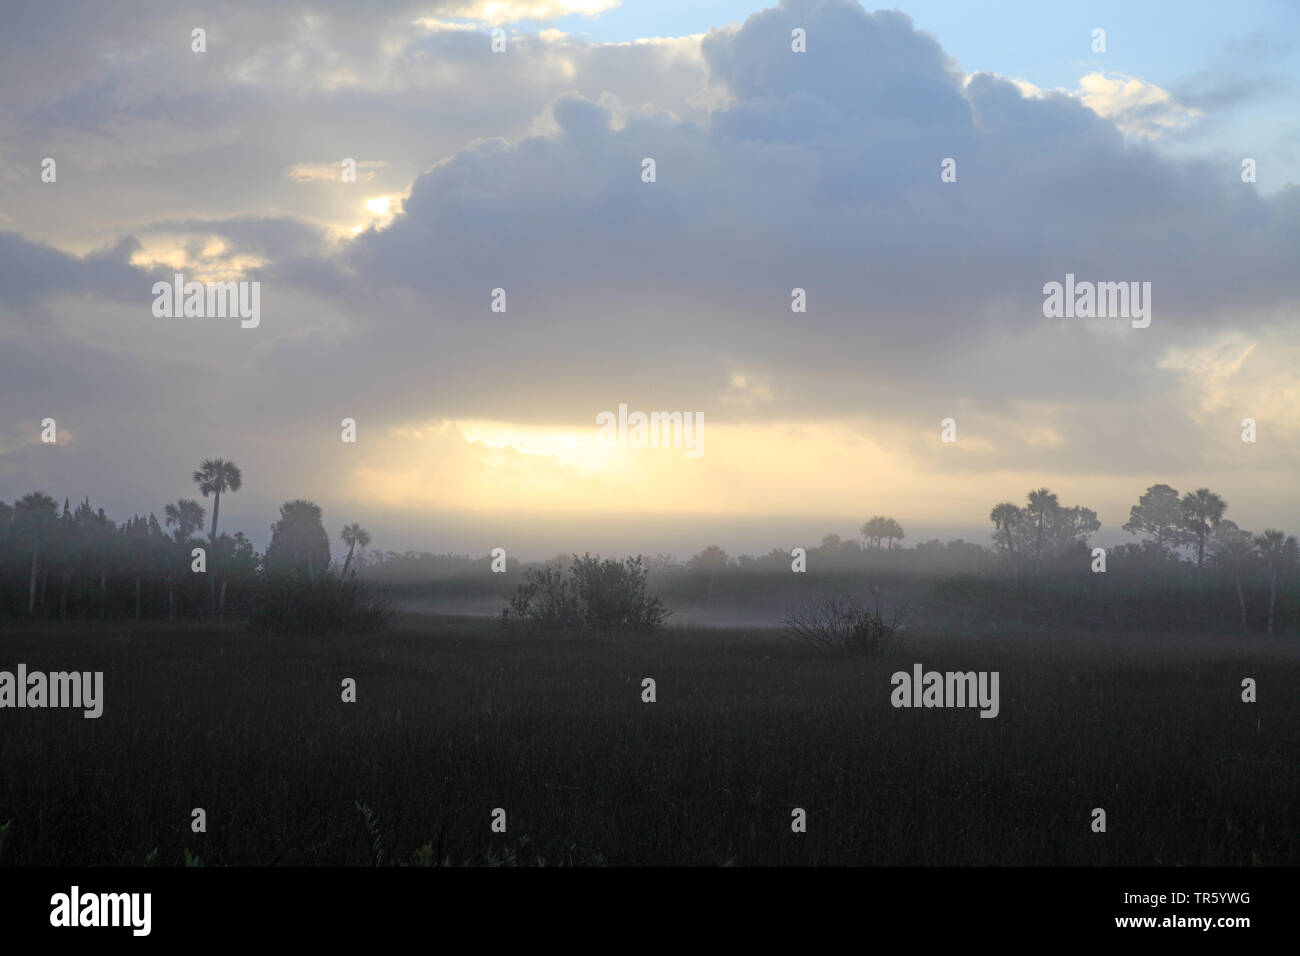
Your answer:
0,616 -> 1295,866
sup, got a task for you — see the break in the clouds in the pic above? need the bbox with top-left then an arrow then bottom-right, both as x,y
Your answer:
1,0 -> 1298,557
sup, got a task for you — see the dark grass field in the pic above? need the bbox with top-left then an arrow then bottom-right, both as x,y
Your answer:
1,616 -> 1296,866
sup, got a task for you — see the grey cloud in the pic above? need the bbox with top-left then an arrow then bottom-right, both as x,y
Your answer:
3,0 -> 1299,546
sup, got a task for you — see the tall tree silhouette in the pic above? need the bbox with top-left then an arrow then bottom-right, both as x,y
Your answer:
15,492 -> 59,615
989,502 -> 1023,582
164,499 -> 207,544
120,514 -> 157,621
1123,484 -> 1190,552
192,459 -> 243,541
1025,488 -> 1059,576
861,516 -> 889,550
1254,529 -> 1298,635
1180,488 -> 1226,583
1211,520 -> 1255,633
266,500 -> 331,582
340,523 -> 371,580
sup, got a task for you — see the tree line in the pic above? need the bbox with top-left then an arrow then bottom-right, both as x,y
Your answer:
0,459 -> 378,626
4,470 -> 1296,635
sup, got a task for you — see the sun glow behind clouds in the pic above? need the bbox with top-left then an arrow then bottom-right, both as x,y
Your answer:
343,418 -> 985,519
326,409 -> 1297,542
458,420 -> 619,474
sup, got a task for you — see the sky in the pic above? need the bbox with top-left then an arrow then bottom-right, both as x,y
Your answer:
1,0 -> 1298,561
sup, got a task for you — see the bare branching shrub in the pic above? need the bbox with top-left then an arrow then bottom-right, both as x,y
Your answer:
782,588 -> 908,653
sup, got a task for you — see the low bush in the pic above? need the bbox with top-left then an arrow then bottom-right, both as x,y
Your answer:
247,571 -> 395,635
502,554 -> 668,634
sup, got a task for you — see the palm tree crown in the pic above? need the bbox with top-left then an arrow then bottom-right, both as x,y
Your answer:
1181,487 -> 1227,575
164,499 -> 207,543
192,459 -> 243,540
340,523 -> 372,579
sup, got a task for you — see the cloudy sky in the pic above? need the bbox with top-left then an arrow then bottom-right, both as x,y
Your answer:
2,0 -> 1298,560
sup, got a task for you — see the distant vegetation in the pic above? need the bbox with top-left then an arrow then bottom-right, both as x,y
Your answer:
350,484 -> 1300,637
0,459 -> 392,632
2,477 -> 1296,636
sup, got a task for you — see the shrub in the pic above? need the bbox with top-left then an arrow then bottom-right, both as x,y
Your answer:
502,554 -> 668,634
782,588 -> 907,653
247,571 -> 395,635
502,562 -> 580,630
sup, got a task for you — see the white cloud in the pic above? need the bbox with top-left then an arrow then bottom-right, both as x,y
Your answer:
443,0 -> 620,25
1076,71 -> 1203,138
1001,71 -> 1202,139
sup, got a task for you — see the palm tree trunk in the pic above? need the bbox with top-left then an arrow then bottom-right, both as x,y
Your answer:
27,541 -> 39,615
209,489 -> 221,541
1035,518 -> 1044,576
1235,574 -> 1247,634
341,542 -> 356,580
1268,572 -> 1277,636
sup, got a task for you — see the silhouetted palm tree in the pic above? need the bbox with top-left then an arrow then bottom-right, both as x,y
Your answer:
1254,529 -> 1298,635
1181,488 -> 1226,582
340,523 -> 371,580
192,459 -> 243,541
990,502 -> 1022,581
164,499 -> 207,543
1025,488 -> 1059,576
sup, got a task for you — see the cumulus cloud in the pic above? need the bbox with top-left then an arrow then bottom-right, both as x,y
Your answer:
1012,71 -> 1203,139
2,0 -> 1298,552
442,0 -> 622,24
